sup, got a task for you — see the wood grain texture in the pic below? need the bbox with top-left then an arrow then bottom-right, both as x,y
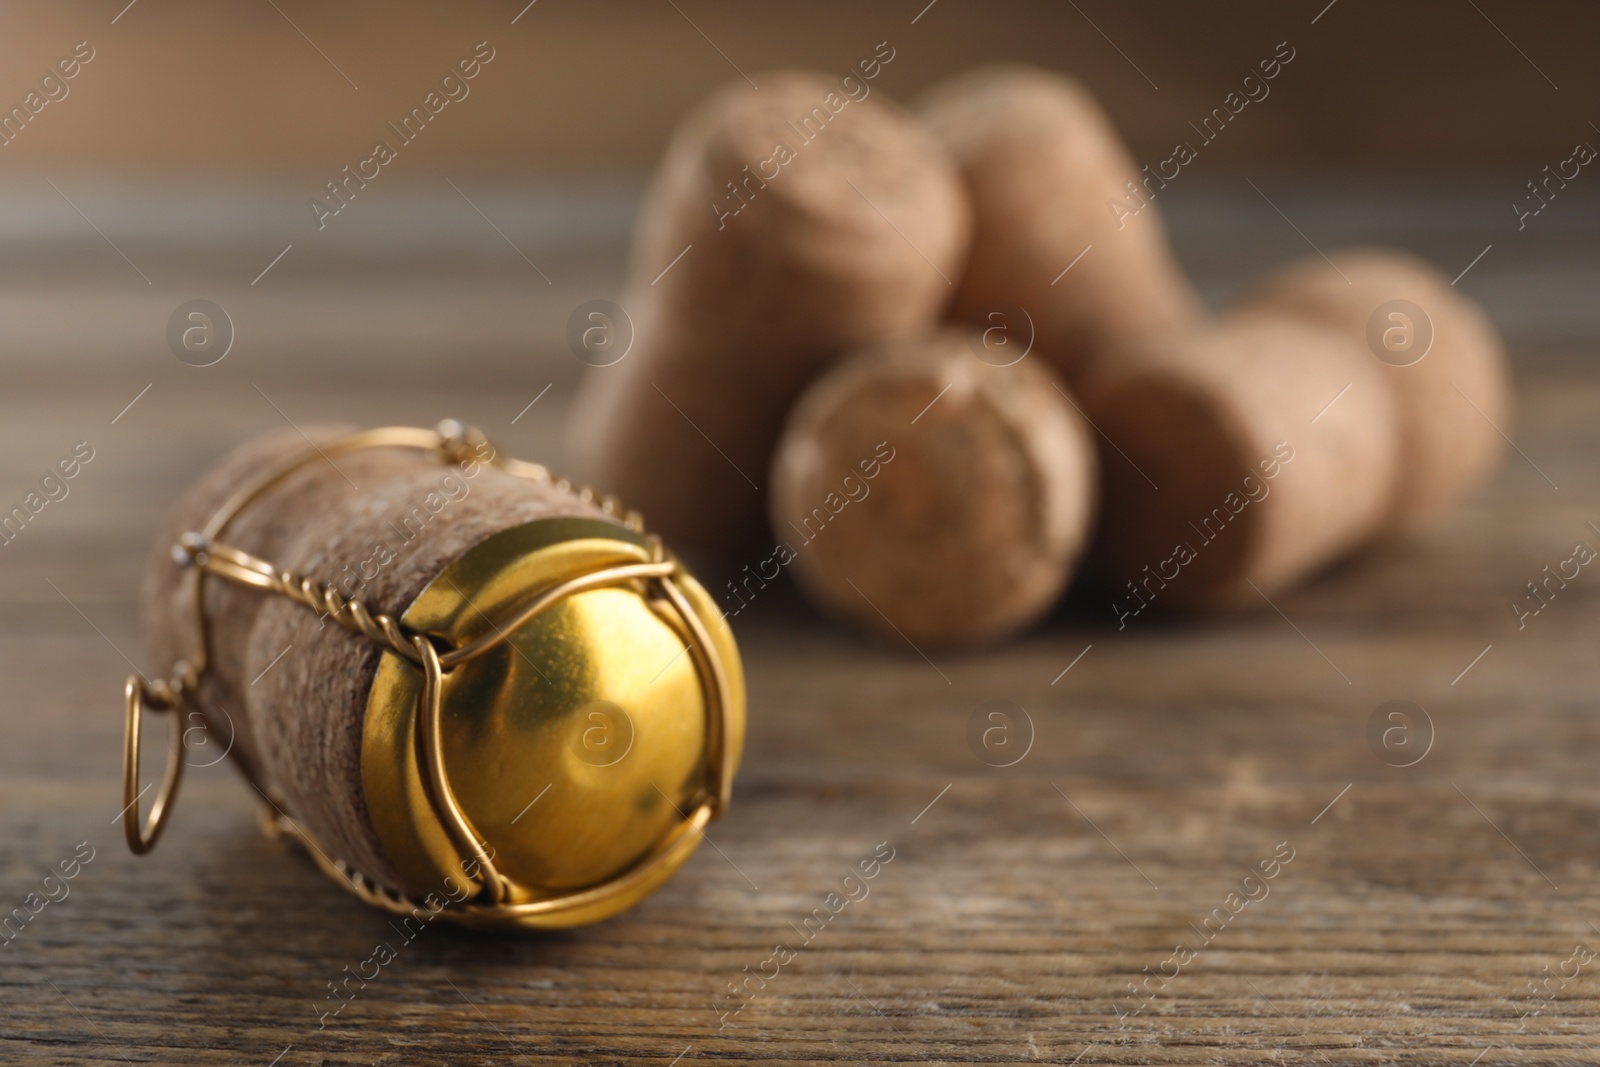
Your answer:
1,191 -> 1599,1065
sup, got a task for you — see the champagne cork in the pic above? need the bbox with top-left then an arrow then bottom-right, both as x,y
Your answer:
769,329 -> 1096,647
1233,248 -> 1512,532
136,422 -> 743,927
917,64 -> 1200,381
1078,315 -> 1399,614
567,69 -> 970,559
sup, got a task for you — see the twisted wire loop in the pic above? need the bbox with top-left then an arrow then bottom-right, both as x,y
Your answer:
122,421 -> 734,925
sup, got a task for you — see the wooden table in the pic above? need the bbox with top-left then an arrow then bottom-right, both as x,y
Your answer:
2,180 -> 1598,1065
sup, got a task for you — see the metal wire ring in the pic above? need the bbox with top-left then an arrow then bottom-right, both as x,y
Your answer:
122,676 -> 186,855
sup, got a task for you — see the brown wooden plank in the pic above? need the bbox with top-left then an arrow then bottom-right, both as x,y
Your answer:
3,203 -> 1600,1065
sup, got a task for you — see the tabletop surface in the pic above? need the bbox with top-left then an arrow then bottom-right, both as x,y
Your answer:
1,180 -> 1598,1066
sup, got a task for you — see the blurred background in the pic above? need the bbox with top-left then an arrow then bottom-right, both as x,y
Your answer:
3,0 -> 1597,621
3,0 -> 1597,395
5,0 -> 1597,173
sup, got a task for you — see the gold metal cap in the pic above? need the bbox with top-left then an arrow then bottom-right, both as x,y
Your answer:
363,516 -> 746,928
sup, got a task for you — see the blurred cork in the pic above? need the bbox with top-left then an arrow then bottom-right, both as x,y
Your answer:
1234,247 -> 1512,533
769,328 -> 1096,647
918,64 -> 1200,382
1079,314 -> 1400,615
568,68 -> 970,560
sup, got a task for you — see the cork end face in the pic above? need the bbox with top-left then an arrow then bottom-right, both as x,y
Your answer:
770,330 -> 1096,647
362,517 -> 745,927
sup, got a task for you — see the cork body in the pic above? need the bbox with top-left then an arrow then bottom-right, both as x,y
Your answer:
918,64 -> 1200,382
769,329 -> 1096,647
1079,315 -> 1399,613
567,69 -> 970,559
1234,248 -> 1511,533
141,425 -> 608,892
